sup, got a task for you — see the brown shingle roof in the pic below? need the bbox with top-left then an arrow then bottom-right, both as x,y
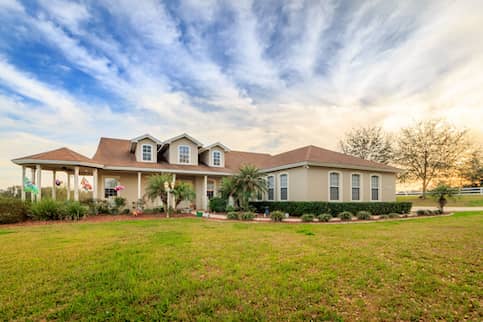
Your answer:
262,145 -> 399,171
92,138 -> 238,173
13,137 -> 399,173
13,147 -> 94,163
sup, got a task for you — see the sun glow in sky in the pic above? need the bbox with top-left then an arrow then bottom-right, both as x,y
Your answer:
0,0 -> 482,188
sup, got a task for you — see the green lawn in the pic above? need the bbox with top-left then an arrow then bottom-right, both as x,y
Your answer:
1,213 -> 482,321
397,194 -> 483,207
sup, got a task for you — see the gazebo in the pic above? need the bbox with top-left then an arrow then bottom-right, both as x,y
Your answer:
12,148 -> 102,202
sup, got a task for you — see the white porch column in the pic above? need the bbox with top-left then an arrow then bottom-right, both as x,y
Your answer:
171,174 -> 176,207
137,172 -> 142,200
52,170 -> 56,200
74,166 -> 79,201
93,168 -> 98,200
21,166 -> 26,201
203,175 -> 208,210
66,173 -> 71,201
36,165 -> 42,201
31,167 -> 36,202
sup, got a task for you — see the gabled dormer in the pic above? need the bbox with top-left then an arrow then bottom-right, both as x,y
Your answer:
199,142 -> 230,167
163,133 -> 203,165
130,134 -> 162,163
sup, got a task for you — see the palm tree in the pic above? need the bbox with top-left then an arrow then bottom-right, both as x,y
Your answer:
172,182 -> 196,208
232,165 -> 267,210
145,173 -> 174,206
219,176 -> 239,207
429,183 -> 458,213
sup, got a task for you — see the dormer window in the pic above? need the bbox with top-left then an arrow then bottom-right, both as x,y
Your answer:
142,144 -> 153,161
178,145 -> 190,164
212,151 -> 221,166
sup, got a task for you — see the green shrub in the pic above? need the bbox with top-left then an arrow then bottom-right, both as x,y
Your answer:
356,210 -> 372,220
301,213 -> 315,222
318,213 -> 332,222
30,199 -> 66,221
225,205 -> 236,212
416,209 -> 433,216
227,212 -> 239,220
388,213 -> 400,218
209,197 -> 227,212
240,212 -> 255,221
379,214 -> 389,219
270,210 -> 284,222
249,201 -> 412,216
64,201 -> 87,220
338,211 -> 353,221
0,197 -> 30,224
433,209 -> 443,215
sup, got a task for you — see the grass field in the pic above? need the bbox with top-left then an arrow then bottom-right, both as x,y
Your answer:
397,194 -> 483,207
0,213 -> 482,321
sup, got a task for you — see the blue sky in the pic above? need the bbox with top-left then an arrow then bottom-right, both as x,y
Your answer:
0,0 -> 482,187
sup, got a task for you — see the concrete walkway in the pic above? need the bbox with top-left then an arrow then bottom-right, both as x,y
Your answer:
412,206 -> 483,212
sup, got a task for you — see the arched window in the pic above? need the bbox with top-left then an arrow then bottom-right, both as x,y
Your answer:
279,173 -> 288,200
351,173 -> 361,201
371,175 -> 381,201
267,176 -> 275,201
178,145 -> 190,164
329,172 -> 341,201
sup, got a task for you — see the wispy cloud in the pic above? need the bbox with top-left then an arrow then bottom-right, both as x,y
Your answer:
0,0 -> 482,187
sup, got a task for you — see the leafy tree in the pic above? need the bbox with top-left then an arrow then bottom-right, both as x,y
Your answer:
145,173 -> 174,206
429,183 -> 458,213
395,120 -> 469,198
339,126 -> 393,164
458,149 -> 483,186
172,182 -> 196,208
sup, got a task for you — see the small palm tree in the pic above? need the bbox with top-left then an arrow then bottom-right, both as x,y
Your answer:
233,165 -> 267,210
172,182 -> 196,208
429,183 -> 458,213
145,173 -> 174,206
219,176 -> 239,207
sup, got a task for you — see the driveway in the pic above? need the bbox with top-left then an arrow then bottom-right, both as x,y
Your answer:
412,206 -> 483,212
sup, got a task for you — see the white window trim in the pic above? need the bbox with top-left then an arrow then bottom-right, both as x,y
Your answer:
370,174 -> 382,202
278,172 -> 289,201
211,150 -> 222,167
102,175 -> 121,198
267,175 -> 275,201
178,145 -> 191,164
350,172 -> 363,202
328,170 -> 343,202
141,144 -> 154,162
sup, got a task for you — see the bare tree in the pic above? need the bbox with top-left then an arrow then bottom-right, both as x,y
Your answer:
339,126 -> 393,164
458,149 -> 483,186
395,120 -> 469,198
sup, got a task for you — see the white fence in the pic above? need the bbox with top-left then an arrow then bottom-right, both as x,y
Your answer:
397,187 -> 483,196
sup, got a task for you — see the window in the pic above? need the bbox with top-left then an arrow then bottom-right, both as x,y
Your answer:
280,174 -> 288,200
212,151 -> 221,166
351,174 -> 361,201
104,178 -> 118,198
178,145 -> 190,164
207,180 -> 215,199
371,175 -> 380,201
267,176 -> 275,201
329,172 -> 340,201
142,144 -> 153,161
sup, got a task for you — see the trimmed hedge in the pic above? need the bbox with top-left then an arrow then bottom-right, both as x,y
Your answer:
250,201 -> 412,216
0,197 -> 30,224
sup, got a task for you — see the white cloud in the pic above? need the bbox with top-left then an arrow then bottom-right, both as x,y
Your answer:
0,0 -> 483,188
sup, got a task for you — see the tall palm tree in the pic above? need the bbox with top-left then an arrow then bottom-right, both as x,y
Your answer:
172,182 -> 196,208
232,165 -> 267,210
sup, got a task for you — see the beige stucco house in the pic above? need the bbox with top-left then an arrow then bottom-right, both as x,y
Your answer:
12,133 -> 399,210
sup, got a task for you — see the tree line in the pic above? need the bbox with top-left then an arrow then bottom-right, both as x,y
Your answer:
339,119 -> 483,197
